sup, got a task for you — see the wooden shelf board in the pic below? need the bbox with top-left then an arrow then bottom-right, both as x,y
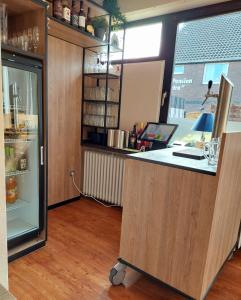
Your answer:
84,73 -> 120,79
6,0 -> 46,17
1,44 -> 44,61
83,99 -> 119,104
48,17 -> 108,48
86,44 -> 124,54
82,124 -> 118,129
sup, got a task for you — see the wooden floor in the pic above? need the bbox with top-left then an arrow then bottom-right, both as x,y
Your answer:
9,199 -> 241,300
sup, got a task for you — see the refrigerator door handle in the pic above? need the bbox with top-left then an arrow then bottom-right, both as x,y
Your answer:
40,146 -> 44,166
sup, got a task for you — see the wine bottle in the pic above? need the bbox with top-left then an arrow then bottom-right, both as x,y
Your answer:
53,0 -> 63,20
129,125 -> 137,149
71,0 -> 80,27
86,7 -> 94,36
78,1 -> 86,30
62,0 -> 71,23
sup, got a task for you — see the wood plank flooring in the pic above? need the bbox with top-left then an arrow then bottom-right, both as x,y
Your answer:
9,199 -> 241,300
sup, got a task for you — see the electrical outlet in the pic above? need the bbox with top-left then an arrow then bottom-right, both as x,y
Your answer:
69,170 -> 75,177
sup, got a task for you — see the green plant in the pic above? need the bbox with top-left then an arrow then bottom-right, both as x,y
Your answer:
103,0 -> 126,30
92,16 -> 109,30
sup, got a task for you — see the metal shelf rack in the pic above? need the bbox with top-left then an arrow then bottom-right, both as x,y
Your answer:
81,4 -> 125,146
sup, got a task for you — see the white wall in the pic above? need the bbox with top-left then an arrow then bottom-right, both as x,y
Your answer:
119,0 -> 231,21
120,61 -> 165,131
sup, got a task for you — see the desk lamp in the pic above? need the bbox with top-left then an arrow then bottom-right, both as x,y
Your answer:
192,112 -> 214,142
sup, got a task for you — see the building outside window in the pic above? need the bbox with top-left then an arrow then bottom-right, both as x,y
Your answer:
168,11 -> 241,144
203,63 -> 229,84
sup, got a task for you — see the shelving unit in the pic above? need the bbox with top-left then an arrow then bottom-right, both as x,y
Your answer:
81,4 -> 125,145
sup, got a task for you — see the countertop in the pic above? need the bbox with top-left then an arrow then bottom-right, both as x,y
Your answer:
128,146 -> 217,176
82,142 -> 139,155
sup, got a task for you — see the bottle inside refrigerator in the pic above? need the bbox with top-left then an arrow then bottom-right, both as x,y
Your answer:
2,52 -> 44,249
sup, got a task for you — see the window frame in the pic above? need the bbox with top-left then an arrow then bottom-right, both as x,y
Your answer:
121,0 -> 241,122
202,63 -> 229,84
159,1 -> 241,123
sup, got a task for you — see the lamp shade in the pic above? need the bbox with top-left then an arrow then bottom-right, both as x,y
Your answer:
192,113 -> 214,132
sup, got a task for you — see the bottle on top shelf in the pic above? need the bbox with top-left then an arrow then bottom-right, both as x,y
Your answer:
86,7 -> 94,36
53,0 -> 63,20
62,0 -> 71,23
71,0 -> 80,27
78,1 -> 86,30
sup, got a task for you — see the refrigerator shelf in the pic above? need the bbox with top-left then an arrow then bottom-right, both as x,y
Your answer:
7,218 -> 38,240
5,138 -> 33,144
5,170 -> 30,177
6,198 -> 28,212
3,104 -> 26,111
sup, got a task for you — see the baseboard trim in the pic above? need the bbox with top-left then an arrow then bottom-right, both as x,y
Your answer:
48,196 -> 81,210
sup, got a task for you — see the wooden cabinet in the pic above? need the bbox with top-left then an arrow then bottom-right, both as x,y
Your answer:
48,35 -> 82,206
120,132 -> 241,300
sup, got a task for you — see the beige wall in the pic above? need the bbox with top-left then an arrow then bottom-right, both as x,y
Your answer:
0,45 -> 8,289
119,0 -> 231,21
120,61 -> 165,131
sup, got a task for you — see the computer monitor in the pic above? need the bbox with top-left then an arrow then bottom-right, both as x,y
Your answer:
212,75 -> 234,138
140,123 -> 178,146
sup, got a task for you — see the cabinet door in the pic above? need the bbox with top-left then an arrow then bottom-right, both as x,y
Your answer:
48,36 -> 82,205
0,42 -> 8,288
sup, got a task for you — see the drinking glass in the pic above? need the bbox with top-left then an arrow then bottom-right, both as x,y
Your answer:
203,138 -> 221,166
0,4 -> 8,44
27,28 -> 33,51
22,30 -> 29,51
32,26 -> 40,53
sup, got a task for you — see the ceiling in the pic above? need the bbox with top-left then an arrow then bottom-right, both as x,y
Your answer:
119,0 -> 231,21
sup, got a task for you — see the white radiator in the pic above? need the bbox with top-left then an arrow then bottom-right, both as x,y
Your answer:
83,150 -> 124,206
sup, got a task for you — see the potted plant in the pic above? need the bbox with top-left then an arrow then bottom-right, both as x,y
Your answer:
92,16 -> 109,40
103,0 -> 126,30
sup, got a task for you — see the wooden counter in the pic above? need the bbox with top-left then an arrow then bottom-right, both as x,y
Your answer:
129,146 -> 217,175
119,132 -> 241,300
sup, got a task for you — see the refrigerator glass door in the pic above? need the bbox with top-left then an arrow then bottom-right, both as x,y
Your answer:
3,64 -> 41,243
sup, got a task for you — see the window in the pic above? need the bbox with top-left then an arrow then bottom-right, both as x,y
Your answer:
167,11 -> 241,144
174,65 -> 185,75
123,23 -> 162,60
203,63 -> 229,84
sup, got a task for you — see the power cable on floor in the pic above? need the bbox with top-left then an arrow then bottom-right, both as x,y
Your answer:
71,173 -> 120,208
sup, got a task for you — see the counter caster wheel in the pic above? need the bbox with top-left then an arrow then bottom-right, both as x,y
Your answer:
109,262 -> 127,286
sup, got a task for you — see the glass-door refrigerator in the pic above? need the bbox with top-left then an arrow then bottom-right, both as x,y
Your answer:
2,51 -> 44,249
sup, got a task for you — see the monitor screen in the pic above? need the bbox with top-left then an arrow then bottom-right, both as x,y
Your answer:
140,123 -> 178,144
